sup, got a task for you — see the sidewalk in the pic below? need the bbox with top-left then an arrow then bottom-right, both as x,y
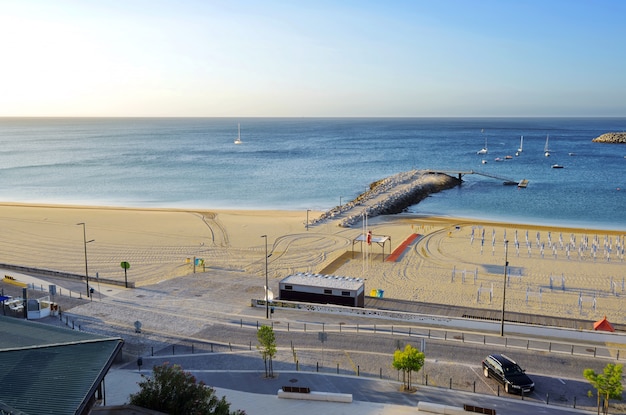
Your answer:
103,369 -> 418,415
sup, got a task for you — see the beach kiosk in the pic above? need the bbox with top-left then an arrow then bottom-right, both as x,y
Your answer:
279,272 -> 365,307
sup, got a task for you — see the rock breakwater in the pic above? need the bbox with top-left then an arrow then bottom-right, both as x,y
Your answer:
312,170 -> 461,227
592,132 -> 626,144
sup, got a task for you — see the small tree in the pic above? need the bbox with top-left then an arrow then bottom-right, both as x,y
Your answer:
129,362 -> 245,415
257,325 -> 277,378
392,344 -> 425,391
584,363 -> 623,415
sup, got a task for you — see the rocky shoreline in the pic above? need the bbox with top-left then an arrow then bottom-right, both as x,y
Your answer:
312,170 -> 461,227
592,132 -> 626,143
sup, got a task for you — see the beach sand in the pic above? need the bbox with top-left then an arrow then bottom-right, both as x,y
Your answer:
1,202 -> 625,325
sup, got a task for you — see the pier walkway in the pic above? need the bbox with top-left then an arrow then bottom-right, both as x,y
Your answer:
425,169 -> 525,186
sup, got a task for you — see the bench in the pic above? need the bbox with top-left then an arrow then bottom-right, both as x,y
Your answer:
278,388 -> 352,403
463,404 -> 496,415
281,386 -> 310,393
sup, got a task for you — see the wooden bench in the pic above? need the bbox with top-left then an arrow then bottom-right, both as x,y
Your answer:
463,404 -> 496,415
281,386 -> 310,393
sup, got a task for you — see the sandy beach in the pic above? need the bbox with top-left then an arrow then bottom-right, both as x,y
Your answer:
1,202 -> 625,325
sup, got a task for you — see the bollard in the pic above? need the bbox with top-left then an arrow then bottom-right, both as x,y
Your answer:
229,342 -> 232,351
316,362 -> 319,372
296,360 -> 299,371
425,374 -> 428,385
380,368 -> 382,379
151,346 -> 154,356
573,396 -> 576,408
240,319 -> 243,328
357,365 -> 360,376
304,323 -> 306,332
172,345 -> 175,355
337,363 -> 339,374
287,322 -> 290,332
473,381 -> 476,393
546,393 -> 549,405
249,341 -> 252,350
449,378 -> 452,389
497,385 -> 500,396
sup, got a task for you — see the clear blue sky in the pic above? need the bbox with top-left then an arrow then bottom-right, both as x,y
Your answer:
2,0 -> 625,117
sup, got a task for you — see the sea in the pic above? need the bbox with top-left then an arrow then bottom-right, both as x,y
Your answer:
1,117 -> 625,231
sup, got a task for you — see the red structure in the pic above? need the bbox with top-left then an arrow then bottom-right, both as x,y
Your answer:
593,316 -> 615,332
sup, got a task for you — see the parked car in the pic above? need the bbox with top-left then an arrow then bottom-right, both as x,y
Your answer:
482,354 -> 534,394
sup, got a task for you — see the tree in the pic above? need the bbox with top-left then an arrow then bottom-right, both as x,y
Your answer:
257,325 -> 277,378
129,362 -> 245,415
392,344 -> 425,391
584,363 -> 623,415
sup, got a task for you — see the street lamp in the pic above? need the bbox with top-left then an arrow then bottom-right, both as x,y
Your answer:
500,239 -> 509,336
77,223 -> 95,298
261,234 -> 269,319
306,209 -> 311,231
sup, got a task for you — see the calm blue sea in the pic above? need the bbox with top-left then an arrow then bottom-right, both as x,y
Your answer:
1,117 -> 625,230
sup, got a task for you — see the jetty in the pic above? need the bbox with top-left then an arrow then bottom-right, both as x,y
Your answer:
312,169 -> 528,228
313,170 -> 460,227
426,169 -> 525,186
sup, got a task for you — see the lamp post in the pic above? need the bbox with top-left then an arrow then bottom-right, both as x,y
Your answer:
77,223 -> 95,298
500,239 -> 509,336
306,209 -> 311,231
261,234 -> 269,319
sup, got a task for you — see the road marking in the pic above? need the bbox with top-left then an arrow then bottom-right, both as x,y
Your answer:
558,378 -> 566,384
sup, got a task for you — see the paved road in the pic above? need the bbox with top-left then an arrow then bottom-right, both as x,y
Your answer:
2,269 -> 616,414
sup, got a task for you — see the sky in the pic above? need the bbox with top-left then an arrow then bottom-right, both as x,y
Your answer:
1,0 -> 626,117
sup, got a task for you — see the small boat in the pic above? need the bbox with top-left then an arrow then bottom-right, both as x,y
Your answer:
517,135 -> 523,154
481,159 -> 488,164
505,155 -> 513,160
234,123 -> 242,144
544,134 -> 551,157
551,164 -> 564,169
568,152 -> 576,156
477,129 -> 488,154
494,157 -> 503,162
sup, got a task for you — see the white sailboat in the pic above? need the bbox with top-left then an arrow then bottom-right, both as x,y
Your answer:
234,123 -> 242,144
516,135 -> 523,156
544,134 -> 551,157
477,129 -> 488,154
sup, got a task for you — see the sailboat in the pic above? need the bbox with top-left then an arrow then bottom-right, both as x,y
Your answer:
516,135 -> 523,156
234,123 -> 242,144
544,134 -> 551,157
477,129 -> 488,154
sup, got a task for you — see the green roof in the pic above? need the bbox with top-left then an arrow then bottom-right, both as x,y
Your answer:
0,316 -> 123,415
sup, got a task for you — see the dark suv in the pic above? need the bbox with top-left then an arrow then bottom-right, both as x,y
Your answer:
482,354 -> 534,394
